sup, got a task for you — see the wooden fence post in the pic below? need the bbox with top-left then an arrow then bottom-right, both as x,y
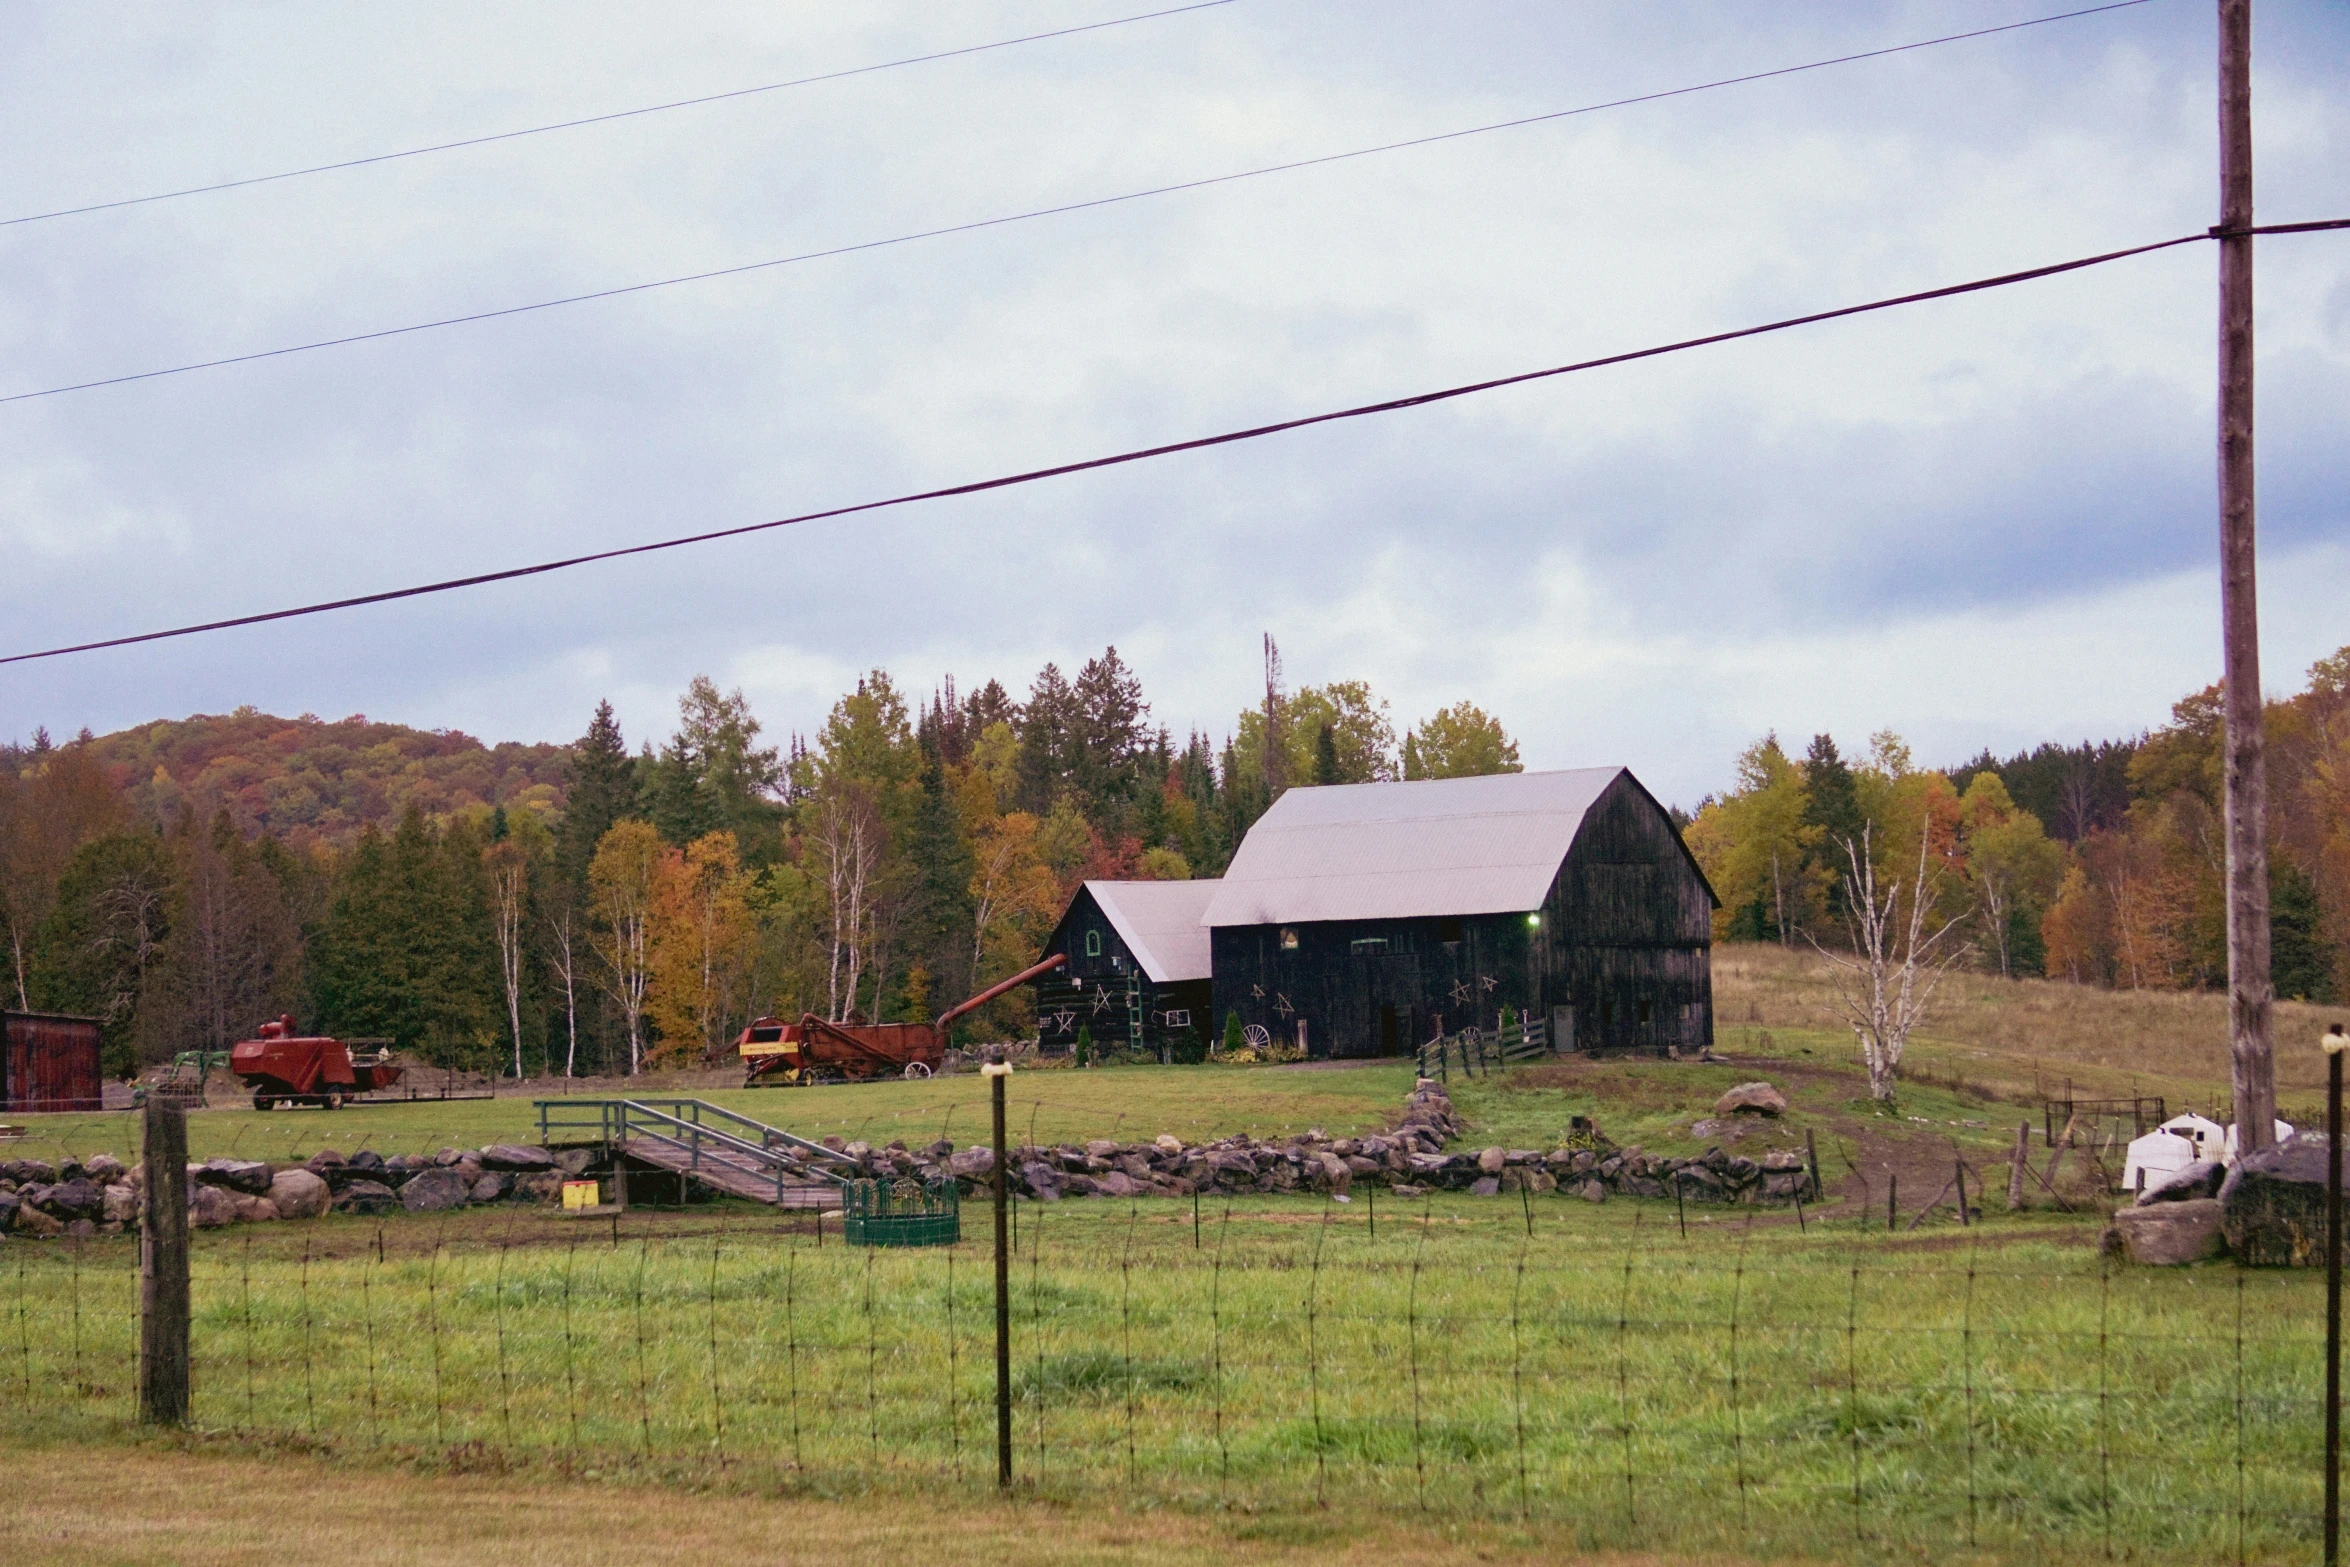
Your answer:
139,1093 -> 191,1425
2007,1123 -> 2029,1212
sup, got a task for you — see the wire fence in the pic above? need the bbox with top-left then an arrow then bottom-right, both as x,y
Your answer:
0,1198 -> 2323,1563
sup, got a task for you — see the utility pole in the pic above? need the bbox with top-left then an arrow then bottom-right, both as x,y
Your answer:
2216,0 -> 2277,1154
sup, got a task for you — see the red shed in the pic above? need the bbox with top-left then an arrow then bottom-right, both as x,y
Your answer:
2,1011 -> 104,1114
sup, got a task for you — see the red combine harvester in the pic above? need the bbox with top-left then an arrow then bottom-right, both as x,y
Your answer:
230,1016 -> 405,1109
741,953 -> 1067,1086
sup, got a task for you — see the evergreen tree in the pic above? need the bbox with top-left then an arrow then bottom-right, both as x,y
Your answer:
905,738 -> 978,1008
29,830 -> 174,1075
2273,862 -> 2333,1002
1801,734 -> 1866,915
559,702 -> 638,888
1014,663 -> 1077,815
1313,722 -> 1340,786
313,807 -> 497,1066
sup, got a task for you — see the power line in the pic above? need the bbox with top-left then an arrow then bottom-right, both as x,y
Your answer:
0,0 -> 2160,410
23,221 -> 2348,669
0,2 -> 1238,230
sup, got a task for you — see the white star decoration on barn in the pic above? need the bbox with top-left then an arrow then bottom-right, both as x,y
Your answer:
1274,994 -> 1294,1019
1250,984 -> 1265,999
1091,988 -> 1111,1015
1450,981 -> 1472,1006
1479,975 -> 1498,993
1051,1010 -> 1075,1033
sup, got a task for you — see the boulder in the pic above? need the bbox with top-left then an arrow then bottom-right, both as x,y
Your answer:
470,1173 -> 512,1203
1714,1082 -> 1788,1118
268,1168 -> 331,1220
2111,1198 -> 2227,1266
12,1198 -> 64,1236
1154,1134 -> 1183,1154
196,1159 -> 274,1196
480,1145 -> 556,1172
1017,1161 -> 1063,1200
1578,1179 -> 1607,1203
230,1194 -> 281,1223
2138,1160 -> 2225,1205
347,1150 -> 387,1173
947,1146 -> 995,1181
0,1193 -> 18,1231
102,1183 -> 139,1225
188,1185 -> 237,1228
1468,1177 -> 1501,1197
433,1148 -> 466,1168
515,1172 -> 564,1204
305,1149 -> 347,1172
401,1167 -> 474,1213
553,1148 -> 595,1177
334,1180 -> 400,1215
3,1159 -> 57,1184
41,1177 -> 107,1221
1476,1146 -> 1507,1175
1084,1139 -> 1120,1159
2221,1134 -> 2350,1265
83,1153 -> 127,1184
64,1218 -> 97,1239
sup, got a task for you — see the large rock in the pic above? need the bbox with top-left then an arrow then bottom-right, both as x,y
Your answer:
82,1153 -> 127,1184
1468,1176 -> 1501,1197
334,1180 -> 401,1215
470,1173 -> 511,1204
2,1159 -> 57,1185
2138,1160 -> 2225,1205
947,1146 -> 995,1181
2221,1134 -> 2349,1266
2111,1199 -> 2227,1266
102,1183 -> 139,1225
268,1168 -> 331,1220
480,1144 -> 556,1172
1714,1082 -> 1788,1118
10,1197 -> 62,1236
230,1194 -> 281,1223
188,1184 -> 237,1228
196,1159 -> 274,1196
401,1166 -> 474,1213
40,1177 -> 107,1221
1476,1147 -> 1507,1175
553,1148 -> 594,1177
515,1172 -> 564,1204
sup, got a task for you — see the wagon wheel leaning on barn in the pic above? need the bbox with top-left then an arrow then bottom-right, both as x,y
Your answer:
903,1062 -> 932,1080
1243,1025 -> 1272,1052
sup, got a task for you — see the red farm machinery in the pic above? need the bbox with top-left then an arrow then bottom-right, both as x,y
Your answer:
230,1016 -> 405,1109
740,953 -> 1066,1086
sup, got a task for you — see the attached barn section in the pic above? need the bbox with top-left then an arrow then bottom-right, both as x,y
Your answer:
1035,879 -> 1217,1060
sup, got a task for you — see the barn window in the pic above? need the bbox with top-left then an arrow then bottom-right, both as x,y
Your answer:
1350,937 -> 1388,954
1438,917 -> 1462,944
1163,1009 -> 1191,1029
1085,930 -> 1102,957
1638,999 -> 1653,1026
1280,927 -> 1299,951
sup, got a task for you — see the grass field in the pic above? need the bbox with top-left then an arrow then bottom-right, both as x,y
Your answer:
0,1194 -> 2323,1564
6,1059 -> 1422,1173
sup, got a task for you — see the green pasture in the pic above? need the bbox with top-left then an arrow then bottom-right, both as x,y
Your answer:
5,1060 -> 1421,1170
0,1195 -> 2321,1564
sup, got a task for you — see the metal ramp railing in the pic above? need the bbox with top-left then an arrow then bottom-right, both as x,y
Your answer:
534,1098 -> 860,1205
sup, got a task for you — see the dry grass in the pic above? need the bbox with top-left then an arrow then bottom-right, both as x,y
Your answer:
1713,941 -> 2343,1118
0,1436 -> 1784,1567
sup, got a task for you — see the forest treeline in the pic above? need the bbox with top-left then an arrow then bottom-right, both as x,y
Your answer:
0,650 -> 1520,1077
1686,643 -> 2349,1002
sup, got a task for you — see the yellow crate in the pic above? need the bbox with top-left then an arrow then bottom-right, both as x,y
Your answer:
560,1179 -> 602,1210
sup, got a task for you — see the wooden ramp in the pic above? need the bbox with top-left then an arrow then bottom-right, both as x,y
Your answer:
623,1137 -> 842,1209
537,1097 -> 856,1210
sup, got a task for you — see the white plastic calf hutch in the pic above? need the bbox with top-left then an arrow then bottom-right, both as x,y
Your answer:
2121,1112 -> 2295,1191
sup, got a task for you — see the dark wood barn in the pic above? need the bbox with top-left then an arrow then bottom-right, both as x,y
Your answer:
1034,880 -> 1216,1059
1206,768 -> 1716,1059
2,1010 -> 105,1113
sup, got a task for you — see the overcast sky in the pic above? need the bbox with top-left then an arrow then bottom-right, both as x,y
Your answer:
2,0 -> 2344,808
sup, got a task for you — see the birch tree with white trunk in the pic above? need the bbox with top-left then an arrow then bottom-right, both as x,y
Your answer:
1815,821 -> 1971,1102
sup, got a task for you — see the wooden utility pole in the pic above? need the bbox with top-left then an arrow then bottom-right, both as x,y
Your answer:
2217,0 -> 2277,1154
138,1094 -> 191,1425
985,1053 -> 1013,1489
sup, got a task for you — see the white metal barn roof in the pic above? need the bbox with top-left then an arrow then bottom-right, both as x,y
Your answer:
1083,879 -> 1219,982
1202,767 -> 1625,928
